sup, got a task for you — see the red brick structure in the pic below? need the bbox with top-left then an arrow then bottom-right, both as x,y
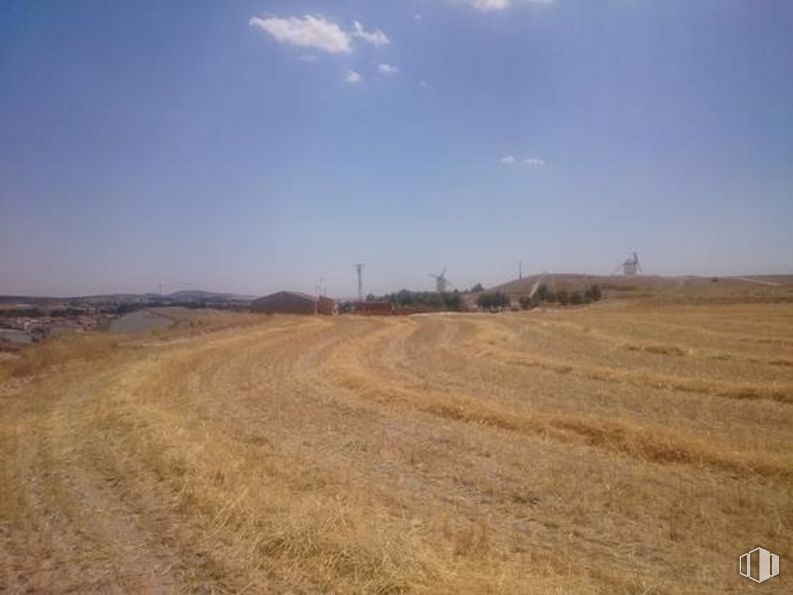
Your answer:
353,301 -> 394,315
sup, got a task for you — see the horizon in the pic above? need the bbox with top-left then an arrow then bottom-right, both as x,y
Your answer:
2,1 -> 792,297
4,270 -> 792,300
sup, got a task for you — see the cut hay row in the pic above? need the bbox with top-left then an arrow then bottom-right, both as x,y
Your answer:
315,319 -> 793,481
458,318 -> 793,405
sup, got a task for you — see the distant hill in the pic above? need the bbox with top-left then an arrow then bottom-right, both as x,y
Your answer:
0,290 -> 255,307
489,273 -> 793,303
166,290 -> 255,303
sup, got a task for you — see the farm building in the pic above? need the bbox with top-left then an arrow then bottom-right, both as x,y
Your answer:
251,291 -> 327,315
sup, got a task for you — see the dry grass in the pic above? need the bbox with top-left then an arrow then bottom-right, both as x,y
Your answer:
1,303 -> 792,593
0,332 -> 122,380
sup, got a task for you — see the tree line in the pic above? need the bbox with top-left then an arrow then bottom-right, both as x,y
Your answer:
477,283 -> 603,310
357,282 -> 602,313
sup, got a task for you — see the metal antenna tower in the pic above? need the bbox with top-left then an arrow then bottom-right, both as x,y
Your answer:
354,263 -> 364,300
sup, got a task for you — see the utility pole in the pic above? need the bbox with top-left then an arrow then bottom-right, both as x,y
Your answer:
354,263 -> 364,301
519,261 -> 523,280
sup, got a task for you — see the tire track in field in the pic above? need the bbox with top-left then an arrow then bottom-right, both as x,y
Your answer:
0,318 -> 331,594
75,316 -> 439,593
0,365 -> 188,593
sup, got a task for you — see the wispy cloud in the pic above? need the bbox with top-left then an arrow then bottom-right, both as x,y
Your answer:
250,15 -> 390,55
345,69 -> 362,84
469,0 -> 511,11
249,15 -> 351,54
501,155 -> 546,166
352,20 -> 390,47
465,0 -> 555,12
378,63 -> 398,75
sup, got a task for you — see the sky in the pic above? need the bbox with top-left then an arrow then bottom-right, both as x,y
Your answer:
1,0 -> 792,297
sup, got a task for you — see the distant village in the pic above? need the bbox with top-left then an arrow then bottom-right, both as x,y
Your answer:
0,291 -> 252,346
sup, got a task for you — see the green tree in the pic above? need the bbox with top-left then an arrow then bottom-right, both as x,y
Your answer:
519,296 -> 535,309
443,290 -> 462,311
477,291 -> 509,310
583,284 -> 602,303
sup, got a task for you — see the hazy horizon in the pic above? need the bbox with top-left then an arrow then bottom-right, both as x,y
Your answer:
4,269 -> 793,300
2,1 -> 792,297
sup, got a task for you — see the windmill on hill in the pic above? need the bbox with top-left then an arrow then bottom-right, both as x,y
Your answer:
613,252 -> 641,276
430,267 -> 450,293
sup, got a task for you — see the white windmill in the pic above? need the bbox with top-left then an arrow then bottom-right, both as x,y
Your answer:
430,267 -> 450,293
613,252 -> 641,276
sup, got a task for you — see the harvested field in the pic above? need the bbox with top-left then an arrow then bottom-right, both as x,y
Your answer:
1,302 -> 792,593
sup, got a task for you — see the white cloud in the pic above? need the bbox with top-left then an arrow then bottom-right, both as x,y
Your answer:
415,14 -> 423,20
502,155 -> 546,166
378,63 -> 398,75
250,15 -> 351,54
352,20 -> 390,47
465,0 -> 554,12
345,69 -> 362,84
469,0 -> 511,11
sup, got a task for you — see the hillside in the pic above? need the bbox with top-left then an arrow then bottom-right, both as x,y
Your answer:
491,273 -> 793,303
1,303 -> 791,592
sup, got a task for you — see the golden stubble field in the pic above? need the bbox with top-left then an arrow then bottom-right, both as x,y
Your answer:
1,302 -> 792,593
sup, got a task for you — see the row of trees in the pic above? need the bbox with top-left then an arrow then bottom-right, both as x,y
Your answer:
365,289 -> 464,311
476,292 -> 510,309
360,283 -> 603,312
476,283 -> 603,310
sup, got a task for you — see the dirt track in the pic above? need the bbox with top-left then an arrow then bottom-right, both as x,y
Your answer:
1,304 -> 792,593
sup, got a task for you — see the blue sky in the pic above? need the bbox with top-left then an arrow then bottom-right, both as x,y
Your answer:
1,0 -> 792,297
